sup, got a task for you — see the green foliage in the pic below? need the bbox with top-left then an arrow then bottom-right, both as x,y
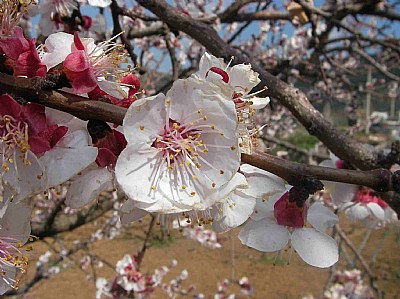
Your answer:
284,130 -> 319,150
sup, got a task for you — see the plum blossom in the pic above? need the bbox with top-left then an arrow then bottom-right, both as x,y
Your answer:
239,190 -> 339,268
96,255 -> 177,299
182,225 -> 223,249
0,96 -> 97,202
340,187 -> 398,229
40,31 -> 131,99
0,1 -> 46,78
0,95 -> 48,202
193,53 -> 270,154
320,156 -> 398,228
0,202 -> 32,294
115,78 -> 240,214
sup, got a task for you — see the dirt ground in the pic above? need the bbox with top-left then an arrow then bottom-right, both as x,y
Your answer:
12,214 -> 400,299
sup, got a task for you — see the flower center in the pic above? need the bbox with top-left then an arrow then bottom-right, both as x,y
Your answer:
274,192 -> 307,228
151,118 -> 207,173
0,115 -> 31,172
0,236 -> 31,290
0,0 -> 29,37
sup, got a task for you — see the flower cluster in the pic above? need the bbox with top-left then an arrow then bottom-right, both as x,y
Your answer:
321,155 -> 398,229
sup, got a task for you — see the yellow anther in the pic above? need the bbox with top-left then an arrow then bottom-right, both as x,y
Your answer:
203,148 -> 209,153
182,185 -> 187,189
190,191 -> 196,196
210,124 -> 215,130
165,99 -> 171,105
139,125 -> 145,130
173,123 -> 179,130
203,116 -> 207,121
195,163 -> 201,168
219,170 -> 224,174
151,185 -> 156,190
197,109 -> 202,114
212,183 -> 216,188
230,146 -> 236,150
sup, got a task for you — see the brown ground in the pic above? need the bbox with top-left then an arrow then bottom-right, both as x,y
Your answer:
13,215 -> 400,299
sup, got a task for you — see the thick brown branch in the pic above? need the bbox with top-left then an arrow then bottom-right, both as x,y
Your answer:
242,152 -> 396,192
0,73 -> 126,124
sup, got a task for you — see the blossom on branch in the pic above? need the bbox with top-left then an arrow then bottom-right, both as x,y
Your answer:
115,78 -> 240,214
239,190 -> 339,268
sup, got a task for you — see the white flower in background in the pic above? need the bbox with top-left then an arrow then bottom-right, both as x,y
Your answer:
87,0 -> 111,8
320,155 -> 398,228
239,190 -> 339,268
38,0 -> 78,36
0,202 -> 32,294
193,53 -> 270,154
115,78 -> 240,214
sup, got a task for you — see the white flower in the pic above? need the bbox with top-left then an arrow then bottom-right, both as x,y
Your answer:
88,0 -> 111,8
195,52 -> 270,110
320,155 -> 398,228
239,191 -> 339,268
193,53 -> 270,154
115,78 -> 240,214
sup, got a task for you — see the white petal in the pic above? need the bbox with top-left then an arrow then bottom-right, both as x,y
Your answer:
120,204 -> 148,225
249,96 -> 270,109
65,167 -> 113,209
229,64 -> 261,92
40,130 -> 98,187
0,264 -> 16,295
0,202 -> 31,243
367,203 -> 385,221
291,228 -> 338,268
167,78 -> 238,139
240,164 -> 286,198
212,190 -> 256,233
307,203 -> 338,232
238,219 -> 290,252
45,107 -> 74,125
250,191 -> 286,221
41,32 -> 74,70
329,182 -> 358,205
98,79 -> 127,99
206,172 -> 248,204
122,93 -> 166,144
384,207 -> 398,223
343,203 -> 370,221
3,150 -> 47,202
88,0 -> 111,7
197,52 -> 224,79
